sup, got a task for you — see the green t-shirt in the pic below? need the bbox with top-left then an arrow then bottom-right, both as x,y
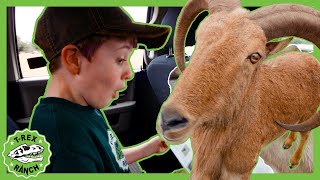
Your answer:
29,97 -> 130,173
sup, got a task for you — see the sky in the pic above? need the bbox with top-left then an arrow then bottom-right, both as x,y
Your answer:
15,7 -> 148,43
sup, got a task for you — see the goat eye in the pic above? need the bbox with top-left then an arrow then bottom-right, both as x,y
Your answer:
248,53 -> 261,64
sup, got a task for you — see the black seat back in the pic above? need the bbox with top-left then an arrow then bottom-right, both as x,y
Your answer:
147,8 -> 207,104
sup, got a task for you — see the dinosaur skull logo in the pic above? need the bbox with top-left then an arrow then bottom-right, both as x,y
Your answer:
2,129 -> 51,178
8,144 -> 44,164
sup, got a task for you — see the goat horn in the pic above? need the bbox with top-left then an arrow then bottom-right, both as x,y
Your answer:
249,4 -> 320,49
174,0 -> 241,72
174,0 -> 208,72
275,112 -> 320,132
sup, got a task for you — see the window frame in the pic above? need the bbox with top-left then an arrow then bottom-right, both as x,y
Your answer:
12,6 -> 149,80
7,7 -> 23,81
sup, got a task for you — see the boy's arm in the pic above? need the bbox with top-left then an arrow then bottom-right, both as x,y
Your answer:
122,136 -> 168,164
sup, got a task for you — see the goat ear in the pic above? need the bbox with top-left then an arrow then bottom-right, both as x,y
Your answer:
266,37 -> 293,56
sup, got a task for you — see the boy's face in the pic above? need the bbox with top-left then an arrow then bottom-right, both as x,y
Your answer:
75,37 -> 134,109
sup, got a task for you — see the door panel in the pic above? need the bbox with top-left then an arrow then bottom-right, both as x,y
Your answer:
11,76 -> 137,133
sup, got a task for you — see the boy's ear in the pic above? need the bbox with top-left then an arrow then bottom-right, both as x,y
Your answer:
61,44 -> 81,75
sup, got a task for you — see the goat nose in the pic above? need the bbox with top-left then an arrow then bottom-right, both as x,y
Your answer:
160,110 -> 189,132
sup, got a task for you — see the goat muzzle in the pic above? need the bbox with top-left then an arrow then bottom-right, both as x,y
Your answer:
157,108 -> 190,144
160,110 -> 189,132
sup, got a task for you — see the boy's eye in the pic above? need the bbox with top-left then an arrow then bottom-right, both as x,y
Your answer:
118,58 -> 127,64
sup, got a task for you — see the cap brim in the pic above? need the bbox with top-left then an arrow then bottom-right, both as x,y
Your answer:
131,23 -> 171,50
32,23 -> 170,69
97,23 -> 171,50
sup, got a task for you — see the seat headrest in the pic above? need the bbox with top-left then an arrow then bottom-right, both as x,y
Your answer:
161,7 -> 208,49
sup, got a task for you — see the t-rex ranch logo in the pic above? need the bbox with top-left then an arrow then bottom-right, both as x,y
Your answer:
2,129 -> 51,178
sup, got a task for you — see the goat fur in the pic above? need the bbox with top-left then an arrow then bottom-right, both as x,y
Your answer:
157,2 -> 320,180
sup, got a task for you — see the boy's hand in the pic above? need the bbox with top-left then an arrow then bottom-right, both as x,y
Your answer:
123,136 -> 169,164
147,136 -> 169,154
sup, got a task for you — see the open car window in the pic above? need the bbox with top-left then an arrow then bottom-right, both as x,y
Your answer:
15,7 -> 148,79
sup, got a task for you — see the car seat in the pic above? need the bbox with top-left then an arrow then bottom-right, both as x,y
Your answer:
147,7 -> 207,104
146,7 -> 208,172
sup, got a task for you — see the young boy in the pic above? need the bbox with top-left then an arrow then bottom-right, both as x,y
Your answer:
29,7 -> 171,173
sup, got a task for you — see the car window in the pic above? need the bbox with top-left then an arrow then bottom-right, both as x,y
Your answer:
185,46 -> 195,57
289,38 -> 314,54
15,7 -> 45,78
15,7 -> 148,78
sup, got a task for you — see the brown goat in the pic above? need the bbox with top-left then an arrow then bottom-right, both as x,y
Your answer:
156,0 -> 320,179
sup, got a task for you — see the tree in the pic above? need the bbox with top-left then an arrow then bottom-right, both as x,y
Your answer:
17,36 -> 37,53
